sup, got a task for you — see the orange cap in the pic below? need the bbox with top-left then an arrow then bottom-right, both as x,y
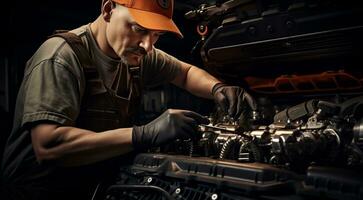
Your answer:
112,0 -> 183,38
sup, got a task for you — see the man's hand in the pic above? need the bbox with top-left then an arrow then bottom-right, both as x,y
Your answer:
212,83 -> 257,119
132,109 -> 210,150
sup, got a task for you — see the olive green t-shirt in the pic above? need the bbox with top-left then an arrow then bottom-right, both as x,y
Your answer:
1,24 -> 182,200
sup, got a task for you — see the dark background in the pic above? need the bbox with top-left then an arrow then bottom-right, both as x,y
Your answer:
0,0 -> 217,162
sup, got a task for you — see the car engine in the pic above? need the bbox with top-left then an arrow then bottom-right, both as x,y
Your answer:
93,0 -> 363,199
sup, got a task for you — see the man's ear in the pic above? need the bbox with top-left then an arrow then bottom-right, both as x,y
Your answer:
102,0 -> 114,22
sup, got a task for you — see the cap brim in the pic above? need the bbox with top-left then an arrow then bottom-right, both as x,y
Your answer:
127,8 -> 183,39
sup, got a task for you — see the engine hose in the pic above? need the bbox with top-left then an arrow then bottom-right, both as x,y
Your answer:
219,138 -> 234,159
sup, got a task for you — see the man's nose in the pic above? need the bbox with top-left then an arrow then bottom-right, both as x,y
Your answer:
139,34 -> 155,53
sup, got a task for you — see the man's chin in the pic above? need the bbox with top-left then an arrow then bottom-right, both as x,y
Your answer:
121,53 -> 144,66
120,56 -> 141,66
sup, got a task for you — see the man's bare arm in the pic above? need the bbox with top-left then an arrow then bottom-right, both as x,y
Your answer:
171,60 -> 220,98
31,124 -> 133,167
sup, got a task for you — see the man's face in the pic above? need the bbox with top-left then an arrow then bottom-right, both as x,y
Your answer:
105,4 -> 165,66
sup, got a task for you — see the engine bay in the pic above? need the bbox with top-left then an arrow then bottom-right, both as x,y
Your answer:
94,97 -> 363,200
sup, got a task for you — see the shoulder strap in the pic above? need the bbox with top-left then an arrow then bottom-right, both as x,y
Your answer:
48,30 -> 101,98
49,31 -> 93,70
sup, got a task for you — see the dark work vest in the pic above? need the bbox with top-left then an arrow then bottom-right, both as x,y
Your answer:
50,31 -> 142,132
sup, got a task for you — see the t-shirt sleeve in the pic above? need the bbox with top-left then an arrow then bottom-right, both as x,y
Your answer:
21,59 -> 82,127
141,48 -> 182,87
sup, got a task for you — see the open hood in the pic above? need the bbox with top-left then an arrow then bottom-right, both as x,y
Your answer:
189,0 -> 363,96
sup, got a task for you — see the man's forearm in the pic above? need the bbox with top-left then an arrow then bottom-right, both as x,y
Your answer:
177,64 -> 221,99
31,124 -> 133,167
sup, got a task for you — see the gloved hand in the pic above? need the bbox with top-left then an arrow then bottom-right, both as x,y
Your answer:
132,109 -> 210,150
212,83 -> 257,119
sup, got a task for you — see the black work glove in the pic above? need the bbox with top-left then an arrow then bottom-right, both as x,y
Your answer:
212,83 -> 257,119
132,109 -> 210,150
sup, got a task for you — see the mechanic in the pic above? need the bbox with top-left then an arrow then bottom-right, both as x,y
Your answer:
1,0 -> 256,199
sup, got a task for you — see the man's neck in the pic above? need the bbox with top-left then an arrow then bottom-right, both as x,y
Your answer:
90,16 -> 119,59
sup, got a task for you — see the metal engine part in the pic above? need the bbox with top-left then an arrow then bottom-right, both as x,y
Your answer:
182,98 -> 363,173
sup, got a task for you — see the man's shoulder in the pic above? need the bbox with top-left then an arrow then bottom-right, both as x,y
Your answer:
24,35 -> 85,82
38,37 -> 70,59
30,25 -> 89,65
